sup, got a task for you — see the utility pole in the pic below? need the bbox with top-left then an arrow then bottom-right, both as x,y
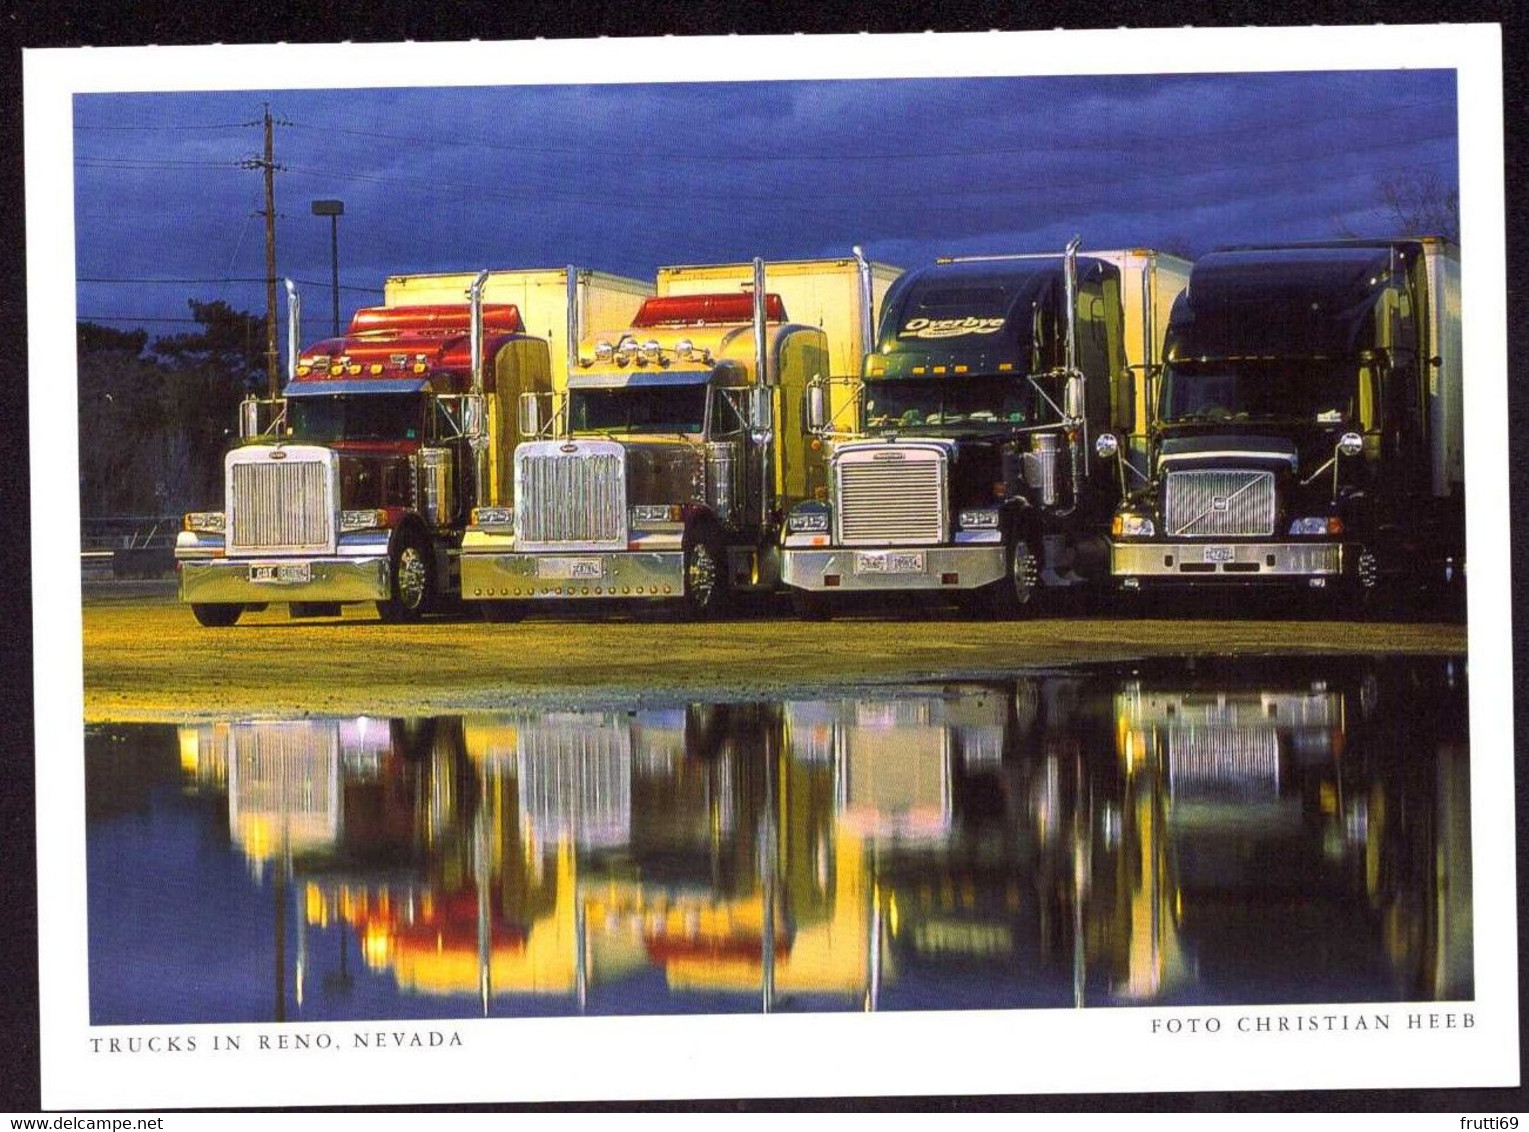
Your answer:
241,103 -> 283,399
261,105 -> 278,398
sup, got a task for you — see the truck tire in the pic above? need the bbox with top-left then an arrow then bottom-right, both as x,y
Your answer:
681,525 -> 728,620
191,603 -> 243,628
389,717 -> 438,761
377,532 -> 434,623
986,536 -> 1041,620
480,600 -> 526,624
1344,546 -> 1386,620
790,589 -> 832,621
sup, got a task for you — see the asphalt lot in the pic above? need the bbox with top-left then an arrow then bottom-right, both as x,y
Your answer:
72,579 -> 1469,722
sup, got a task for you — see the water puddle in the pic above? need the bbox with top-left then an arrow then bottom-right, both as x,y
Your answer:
85,654 -> 1470,1024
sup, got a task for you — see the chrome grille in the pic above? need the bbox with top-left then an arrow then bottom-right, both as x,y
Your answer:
227,454 -> 335,555
226,722 -> 340,855
1167,726 -> 1280,802
836,450 -> 945,545
517,713 -> 632,849
1164,469 -> 1275,538
516,448 -> 625,547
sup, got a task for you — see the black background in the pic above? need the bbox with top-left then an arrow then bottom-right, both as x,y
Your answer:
1,0 -> 1523,1115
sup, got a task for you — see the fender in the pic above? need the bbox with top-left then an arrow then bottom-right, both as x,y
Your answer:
679,502 -> 721,530
387,513 -> 434,558
999,496 -> 1041,548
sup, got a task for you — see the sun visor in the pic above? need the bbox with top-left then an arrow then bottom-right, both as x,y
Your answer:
1172,247 -> 1399,359
568,369 -> 713,390
283,378 -> 432,397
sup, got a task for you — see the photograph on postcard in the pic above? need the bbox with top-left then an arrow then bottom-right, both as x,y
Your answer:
27,26 -> 1515,1107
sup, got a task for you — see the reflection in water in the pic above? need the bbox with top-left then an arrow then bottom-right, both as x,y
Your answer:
86,656 -> 1471,1024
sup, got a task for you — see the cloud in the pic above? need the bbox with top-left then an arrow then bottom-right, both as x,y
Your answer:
72,69 -> 1456,337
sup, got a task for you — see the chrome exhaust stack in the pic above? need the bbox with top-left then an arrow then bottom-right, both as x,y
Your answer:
752,257 -> 768,384
469,269 -> 490,397
752,257 -> 772,530
565,264 -> 580,378
283,278 -> 301,386
467,269 -> 491,507
1061,236 -> 1085,509
852,244 -> 874,354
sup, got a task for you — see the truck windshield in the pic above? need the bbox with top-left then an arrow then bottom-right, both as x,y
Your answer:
570,385 -> 707,435
288,393 -> 426,442
1159,359 -> 1355,425
864,376 -> 1032,431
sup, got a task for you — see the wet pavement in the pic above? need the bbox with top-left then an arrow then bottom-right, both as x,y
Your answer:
85,654 -> 1471,1025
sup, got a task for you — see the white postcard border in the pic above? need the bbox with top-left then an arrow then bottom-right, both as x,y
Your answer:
25,23 -> 1515,1108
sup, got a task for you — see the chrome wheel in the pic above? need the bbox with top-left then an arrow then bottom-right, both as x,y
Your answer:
396,545 -> 429,612
1356,548 -> 1379,590
378,535 -> 434,623
682,531 -> 726,619
988,539 -> 1040,619
686,541 -> 718,607
1010,546 -> 1040,607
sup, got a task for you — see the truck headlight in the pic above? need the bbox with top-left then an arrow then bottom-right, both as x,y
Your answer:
340,509 -> 387,532
183,511 -> 225,533
471,506 -> 515,528
1111,513 -> 1155,538
631,504 -> 681,524
1289,516 -> 1344,536
787,509 -> 830,533
957,509 -> 1000,529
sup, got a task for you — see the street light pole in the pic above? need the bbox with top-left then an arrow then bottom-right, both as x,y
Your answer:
310,199 -> 344,337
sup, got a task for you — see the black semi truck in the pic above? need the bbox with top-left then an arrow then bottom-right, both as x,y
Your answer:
1098,238 -> 1462,610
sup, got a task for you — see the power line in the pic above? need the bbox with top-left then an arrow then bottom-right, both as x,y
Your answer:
75,121 -> 257,131
78,315 -> 237,324
75,157 -> 244,169
78,276 -> 383,294
281,97 -> 1454,164
276,131 -> 1456,216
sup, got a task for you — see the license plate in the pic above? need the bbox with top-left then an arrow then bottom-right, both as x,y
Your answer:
249,562 -> 312,584
538,556 -> 605,580
855,550 -> 926,575
1203,545 -> 1236,563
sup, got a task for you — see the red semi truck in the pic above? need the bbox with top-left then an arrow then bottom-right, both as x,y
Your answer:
175,268 -> 649,626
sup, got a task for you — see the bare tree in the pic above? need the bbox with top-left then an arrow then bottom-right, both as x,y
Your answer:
1335,170 -> 1460,244
1374,170 -> 1459,243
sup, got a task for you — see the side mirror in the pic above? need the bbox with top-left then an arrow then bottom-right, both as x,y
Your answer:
750,385 -> 774,434
517,392 -> 540,438
805,382 -> 827,433
239,397 -> 262,440
1337,431 -> 1363,457
463,393 -> 487,440
1064,373 -> 1086,420
1094,432 -> 1120,460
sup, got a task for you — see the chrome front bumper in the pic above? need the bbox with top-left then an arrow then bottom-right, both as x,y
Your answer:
178,556 -> 391,604
461,550 -> 686,600
1110,540 -> 1346,583
781,545 -> 1007,593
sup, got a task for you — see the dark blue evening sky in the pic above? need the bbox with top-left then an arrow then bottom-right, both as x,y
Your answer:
72,70 -> 1457,341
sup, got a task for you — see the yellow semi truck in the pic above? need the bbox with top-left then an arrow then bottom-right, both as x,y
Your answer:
460,253 -> 897,619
